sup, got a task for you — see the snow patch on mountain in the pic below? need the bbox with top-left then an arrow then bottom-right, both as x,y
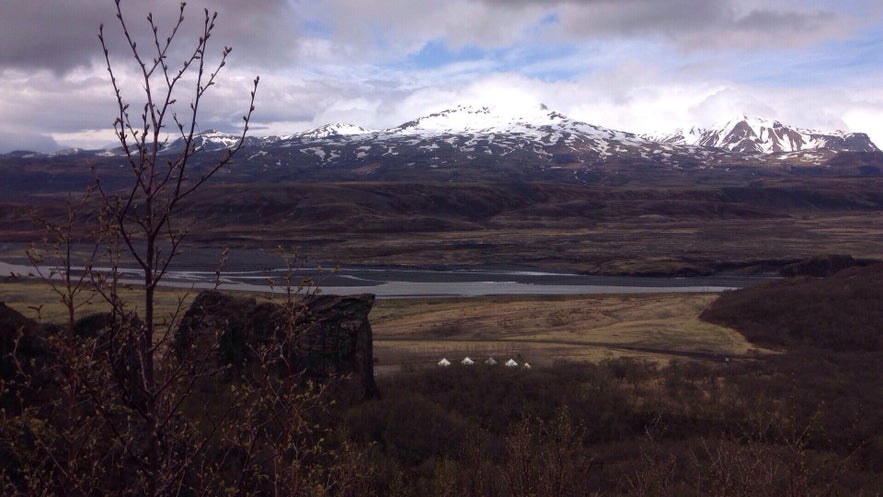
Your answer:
391,104 -> 567,135
295,123 -> 376,140
8,104 -> 880,177
645,116 -> 879,154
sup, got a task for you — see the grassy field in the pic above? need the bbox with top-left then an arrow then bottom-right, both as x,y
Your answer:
1,278 -> 761,373
0,278 -> 199,325
369,293 -> 760,373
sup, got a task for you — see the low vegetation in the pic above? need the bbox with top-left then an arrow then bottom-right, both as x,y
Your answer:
337,264 -> 883,495
3,1 -> 881,493
4,264 -> 883,495
336,352 -> 883,496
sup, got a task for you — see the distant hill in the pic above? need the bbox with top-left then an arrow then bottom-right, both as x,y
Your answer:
701,263 -> 883,351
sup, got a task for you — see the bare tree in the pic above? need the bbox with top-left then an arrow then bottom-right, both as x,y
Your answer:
92,1 -> 258,494
2,3 -> 375,495
96,0 -> 257,396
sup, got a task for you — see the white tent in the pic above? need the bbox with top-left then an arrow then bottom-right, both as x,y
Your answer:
438,358 -> 451,367
504,359 -> 518,367
485,357 -> 497,365
523,362 -> 532,369
461,357 -> 475,366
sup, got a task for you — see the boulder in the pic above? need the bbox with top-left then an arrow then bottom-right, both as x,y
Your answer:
0,303 -> 59,412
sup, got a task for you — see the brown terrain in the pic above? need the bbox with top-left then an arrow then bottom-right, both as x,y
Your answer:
3,150 -> 883,494
3,175 -> 882,276
1,150 -> 881,370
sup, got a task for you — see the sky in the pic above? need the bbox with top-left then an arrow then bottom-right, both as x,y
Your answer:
1,0 -> 882,153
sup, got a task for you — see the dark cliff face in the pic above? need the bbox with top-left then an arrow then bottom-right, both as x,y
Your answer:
295,293 -> 378,399
175,290 -> 378,400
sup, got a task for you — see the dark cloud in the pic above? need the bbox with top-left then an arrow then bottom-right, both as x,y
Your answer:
591,0 -> 729,36
550,0 -> 850,49
288,0 -> 857,66
0,0 -> 300,74
0,2 -> 105,73
0,130 -> 61,154
467,0 -> 855,51
733,9 -> 829,33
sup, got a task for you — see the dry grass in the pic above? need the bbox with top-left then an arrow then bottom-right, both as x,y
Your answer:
1,278 -> 761,373
370,293 -> 761,372
0,278 -> 199,325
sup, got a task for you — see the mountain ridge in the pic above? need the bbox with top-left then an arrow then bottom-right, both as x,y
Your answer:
8,104 -> 878,158
642,114 -> 877,154
3,105 -> 880,183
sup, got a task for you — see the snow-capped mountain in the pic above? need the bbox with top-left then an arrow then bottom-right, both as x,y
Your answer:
5,105 -> 881,185
159,129 -> 276,154
393,104 -> 567,134
385,104 -> 641,146
645,115 -> 878,154
295,123 -> 376,140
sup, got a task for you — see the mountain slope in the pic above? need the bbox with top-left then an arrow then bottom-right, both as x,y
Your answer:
295,123 -> 376,140
645,115 -> 878,154
3,105 -> 881,186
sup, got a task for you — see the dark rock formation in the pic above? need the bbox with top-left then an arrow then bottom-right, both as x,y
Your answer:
175,291 -> 378,400
75,312 -> 146,409
1,304 -> 148,410
295,293 -> 378,399
2,290 -> 379,403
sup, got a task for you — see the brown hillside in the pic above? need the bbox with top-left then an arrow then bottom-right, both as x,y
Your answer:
700,263 -> 883,351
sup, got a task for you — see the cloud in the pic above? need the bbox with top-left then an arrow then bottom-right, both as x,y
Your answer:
293,0 -> 552,59
1,0 -> 881,153
0,1 -> 279,152
291,0 -> 863,61
0,130 -> 61,154
0,0 -> 300,74
552,1 -> 857,51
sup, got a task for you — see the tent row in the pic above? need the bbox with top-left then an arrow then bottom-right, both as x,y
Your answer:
437,357 -> 531,369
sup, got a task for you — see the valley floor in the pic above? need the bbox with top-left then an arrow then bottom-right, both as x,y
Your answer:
0,278 -> 763,368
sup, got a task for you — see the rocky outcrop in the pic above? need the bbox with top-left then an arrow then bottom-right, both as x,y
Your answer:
292,293 -> 378,399
175,291 -> 378,400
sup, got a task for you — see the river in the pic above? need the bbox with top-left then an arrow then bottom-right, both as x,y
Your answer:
1,260 -> 772,298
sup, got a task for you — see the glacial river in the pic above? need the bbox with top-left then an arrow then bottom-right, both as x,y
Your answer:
1,260 -> 772,298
